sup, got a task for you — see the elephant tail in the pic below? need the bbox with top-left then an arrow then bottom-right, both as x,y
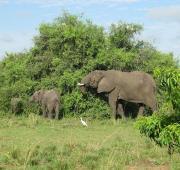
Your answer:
153,81 -> 158,111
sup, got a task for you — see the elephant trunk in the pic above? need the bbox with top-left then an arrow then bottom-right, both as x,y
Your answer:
77,82 -> 86,93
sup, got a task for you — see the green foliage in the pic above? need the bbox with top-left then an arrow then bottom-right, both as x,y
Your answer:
0,12 -> 178,119
109,22 -> 143,50
136,114 -> 180,154
32,12 -> 106,71
136,67 -> 180,154
154,68 -> 180,112
136,115 -> 179,141
138,45 -> 177,73
159,124 -> 180,147
62,91 -> 110,119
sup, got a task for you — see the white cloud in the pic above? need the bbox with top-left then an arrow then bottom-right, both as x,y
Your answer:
148,5 -> 180,23
0,0 -> 8,5
144,5 -> 180,58
0,35 -> 14,43
0,32 -> 35,59
141,23 -> 180,58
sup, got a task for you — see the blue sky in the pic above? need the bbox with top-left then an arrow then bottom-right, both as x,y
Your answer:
0,0 -> 180,59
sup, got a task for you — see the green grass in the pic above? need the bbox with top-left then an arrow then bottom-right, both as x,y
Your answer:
0,114 -> 179,170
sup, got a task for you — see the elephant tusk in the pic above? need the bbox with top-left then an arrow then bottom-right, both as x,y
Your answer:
77,83 -> 84,86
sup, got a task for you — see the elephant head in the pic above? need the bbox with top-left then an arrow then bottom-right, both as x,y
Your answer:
78,70 -> 115,93
30,90 -> 45,103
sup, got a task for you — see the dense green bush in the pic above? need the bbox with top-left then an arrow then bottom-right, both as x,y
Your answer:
136,68 -> 180,154
136,114 -> 180,141
154,68 -> 180,112
136,115 -> 180,154
159,124 -> 180,153
0,12 -> 178,119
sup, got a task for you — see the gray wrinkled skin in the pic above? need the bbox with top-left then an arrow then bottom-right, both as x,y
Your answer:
78,70 -> 157,119
30,89 -> 60,119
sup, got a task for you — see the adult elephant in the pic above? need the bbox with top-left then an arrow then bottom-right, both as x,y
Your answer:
78,70 -> 157,119
30,89 -> 60,119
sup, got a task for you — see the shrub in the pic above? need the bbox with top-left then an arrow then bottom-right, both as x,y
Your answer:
136,114 -> 180,154
0,12 -> 178,119
159,124 -> 180,153
154,68 -> 180,112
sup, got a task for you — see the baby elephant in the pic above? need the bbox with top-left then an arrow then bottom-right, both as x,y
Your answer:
30,90 -> 60,119
11,97 -> 23,114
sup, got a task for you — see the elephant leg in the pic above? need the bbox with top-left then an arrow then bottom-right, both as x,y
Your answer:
42,105 -> 47,118
48,110 -> 54,119
117,103 -> 125,119
55,104 -> 59,120
46,103 -> 54,119
138,105 -> 144,117
108,90 -> 118,120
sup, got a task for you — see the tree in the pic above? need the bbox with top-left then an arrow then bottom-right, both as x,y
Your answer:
109,22 -> 143,50
0,12 -> 178,118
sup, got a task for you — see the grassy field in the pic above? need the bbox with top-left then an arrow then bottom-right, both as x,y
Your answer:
0,114 -> 179,170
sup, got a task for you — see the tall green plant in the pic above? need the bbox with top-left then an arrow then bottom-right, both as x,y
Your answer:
154,68 -> 180,113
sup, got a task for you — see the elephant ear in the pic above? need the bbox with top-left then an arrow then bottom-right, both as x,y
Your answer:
97,77 -> 115,93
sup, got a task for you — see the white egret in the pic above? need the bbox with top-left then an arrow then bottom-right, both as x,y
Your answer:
80,117 -> 88,127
